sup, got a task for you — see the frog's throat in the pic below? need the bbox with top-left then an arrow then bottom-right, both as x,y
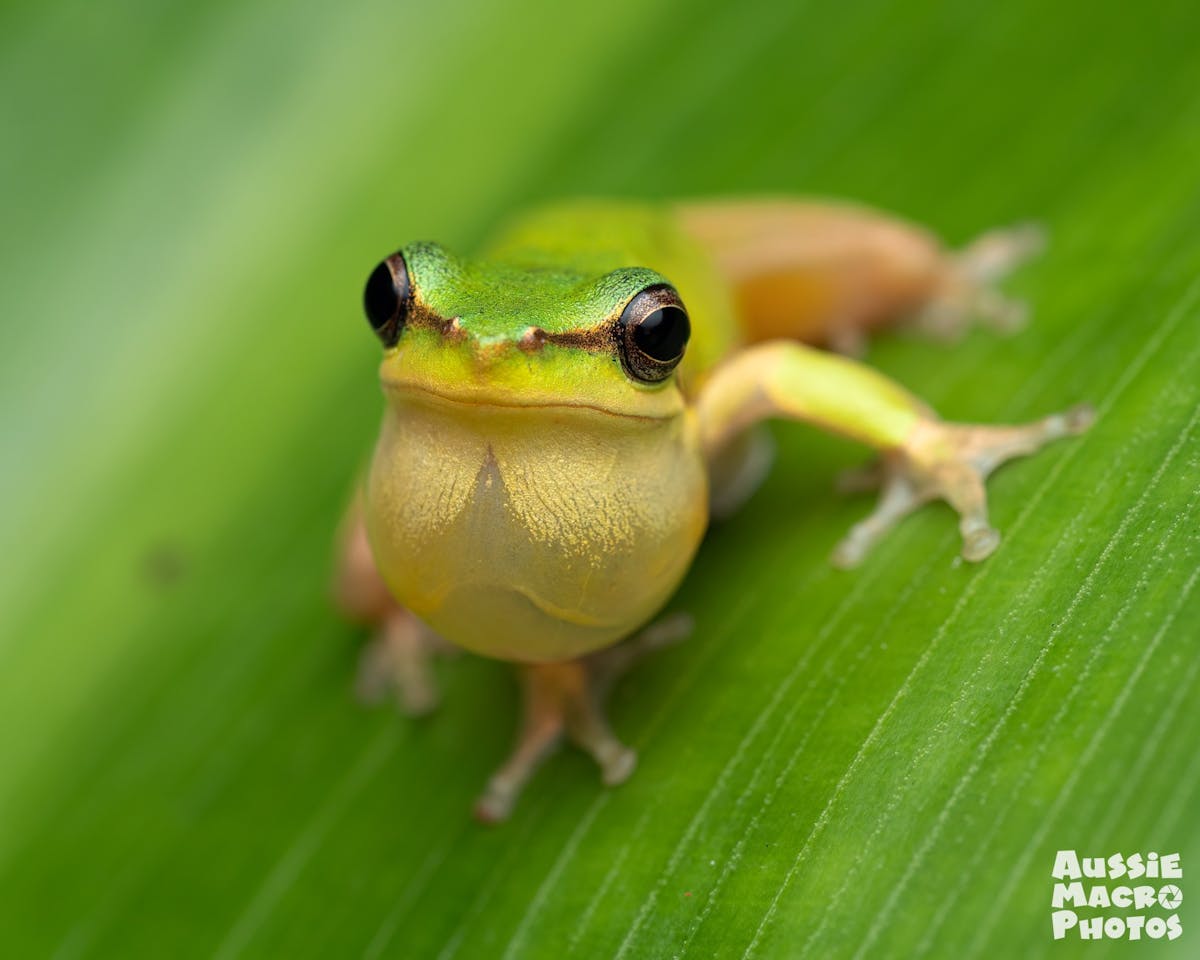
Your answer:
380,377 -> 677,422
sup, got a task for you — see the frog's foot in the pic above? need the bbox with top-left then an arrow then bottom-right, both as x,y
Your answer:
916,223 -> 1045,340
355,608 -> 451,716
473,613 -> 693,824
832,403 -> 1094,568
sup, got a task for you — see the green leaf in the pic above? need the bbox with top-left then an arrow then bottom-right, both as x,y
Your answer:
2,0 -> 1197,957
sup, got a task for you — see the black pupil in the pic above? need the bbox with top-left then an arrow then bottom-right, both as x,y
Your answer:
364,260 -> 400,331
633,305 -> 689,361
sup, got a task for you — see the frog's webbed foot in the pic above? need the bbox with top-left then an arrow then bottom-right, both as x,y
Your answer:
915,223 -> 1045,340
832,404 -> 1094,568
355,609 -> 453,717
473,613 -> 693,824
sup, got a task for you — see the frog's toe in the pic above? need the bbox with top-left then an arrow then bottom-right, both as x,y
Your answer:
473,625 -> 678,822
911,407 -> 1093,563
961,521 -> 1001,563
958,222 -> 1046,282
600,745 -> 637,786
568,715 -> 638,787
354,609 -> 445,716
475,701 -> 565,825
915,288 -> 1028,342
831,465 -> 927,568
976,289 -> 1029,334
474,785 -> 518,825
958,403 -> 1095,475
917,222 -> 1045,341
834,404 -> 1093,566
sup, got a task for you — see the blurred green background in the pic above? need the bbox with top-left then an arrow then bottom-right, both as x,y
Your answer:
2,0 -> 1198,956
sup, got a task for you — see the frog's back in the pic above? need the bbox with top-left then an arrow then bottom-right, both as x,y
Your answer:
482,199 -> 740,382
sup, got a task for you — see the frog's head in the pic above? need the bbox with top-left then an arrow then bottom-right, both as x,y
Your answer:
361,241 -> 691,421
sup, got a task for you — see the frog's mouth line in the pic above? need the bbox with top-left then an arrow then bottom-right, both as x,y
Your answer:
380,377 -> 677,422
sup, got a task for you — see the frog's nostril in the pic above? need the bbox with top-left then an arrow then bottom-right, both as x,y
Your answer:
364,252 -> 410,347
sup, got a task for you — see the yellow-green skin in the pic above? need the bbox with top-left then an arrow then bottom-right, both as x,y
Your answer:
365,201 -> 745,663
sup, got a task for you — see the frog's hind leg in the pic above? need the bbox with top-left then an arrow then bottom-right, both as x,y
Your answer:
474,614 -> 692,823
916,223 -> 1045,340
675,200 -> 1044,354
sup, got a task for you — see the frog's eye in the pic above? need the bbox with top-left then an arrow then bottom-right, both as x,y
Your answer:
616,284 -> 691,383
363,252 -> 411,347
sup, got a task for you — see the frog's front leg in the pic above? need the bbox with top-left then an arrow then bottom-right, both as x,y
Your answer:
353,609 -> 450,715
696,342 -> 1093,565
474,614 -> 692,823
333,494 -> 449,715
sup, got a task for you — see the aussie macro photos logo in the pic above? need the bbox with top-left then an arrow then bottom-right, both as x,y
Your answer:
1052,850 -> 1183,942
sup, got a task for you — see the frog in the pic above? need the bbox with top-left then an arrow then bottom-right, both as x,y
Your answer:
333,198 -> 1093,822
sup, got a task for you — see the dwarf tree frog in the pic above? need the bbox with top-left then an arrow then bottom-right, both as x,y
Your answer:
334,199 -> 1092,821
